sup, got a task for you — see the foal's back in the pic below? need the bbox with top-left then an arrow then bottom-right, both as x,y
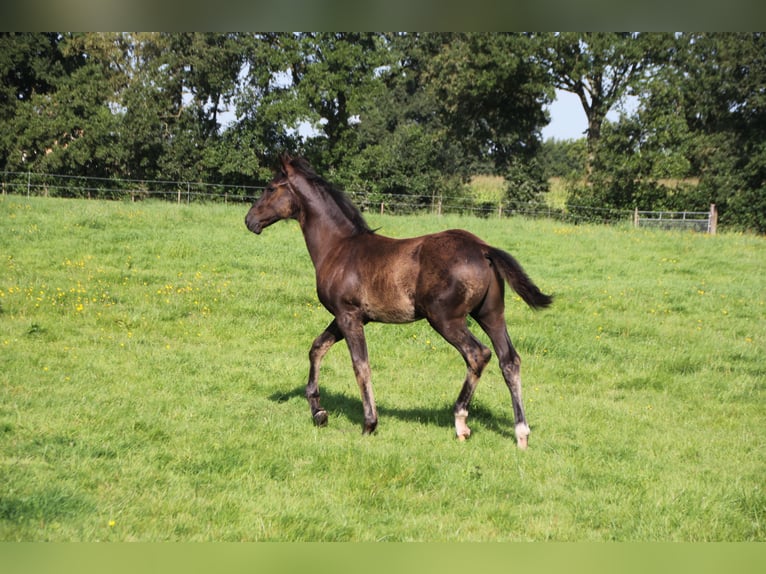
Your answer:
321,229 -> 495,325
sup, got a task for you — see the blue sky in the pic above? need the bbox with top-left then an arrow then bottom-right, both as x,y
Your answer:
542,89 -> 587,141
543,88 -> 638,141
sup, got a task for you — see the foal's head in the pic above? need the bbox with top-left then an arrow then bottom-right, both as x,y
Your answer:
245,155 -> 373,236
245,167 -> 300,235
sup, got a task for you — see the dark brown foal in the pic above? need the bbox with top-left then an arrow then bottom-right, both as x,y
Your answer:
246,155 -> 551,448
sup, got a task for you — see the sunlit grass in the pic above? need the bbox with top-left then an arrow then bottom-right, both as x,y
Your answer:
1,196 -> 764,541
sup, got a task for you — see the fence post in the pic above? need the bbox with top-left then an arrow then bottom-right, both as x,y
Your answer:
709,204 -> 718,235
633,208 -> 638,228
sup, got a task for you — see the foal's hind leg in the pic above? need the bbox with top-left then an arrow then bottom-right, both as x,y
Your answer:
429,317 -> 492,441
306,320 -> 343,426
474,314 -> 530,449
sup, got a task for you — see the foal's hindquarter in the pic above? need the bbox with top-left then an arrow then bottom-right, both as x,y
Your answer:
309,228 -> 533,447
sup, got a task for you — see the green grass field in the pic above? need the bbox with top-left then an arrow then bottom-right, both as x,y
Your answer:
1,195 -> 763,541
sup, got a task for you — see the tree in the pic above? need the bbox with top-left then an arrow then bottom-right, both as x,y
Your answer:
0,33 -> 61,169
222,33 -> 388,185
535,33 -> 673,174
538,138 -> 587,180
569,59 -> 700,213
0,33 -> 126,183
677,33 -> 766,231
0,33 -> 550,206
574,33 -> 766,231
428,34 -> 550,174
217,33 -> 303,184
116,33 -> 245,183
345,32 -> 465,204
12,32 -> 762,231
431,33 -> 551,202
348,33 -> 551,204
291,32 -> 388,175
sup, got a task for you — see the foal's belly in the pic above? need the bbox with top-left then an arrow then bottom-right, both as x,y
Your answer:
361,291 -> 419,324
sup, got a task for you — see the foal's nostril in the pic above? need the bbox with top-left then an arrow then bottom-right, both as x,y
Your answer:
245,215 -> 262,234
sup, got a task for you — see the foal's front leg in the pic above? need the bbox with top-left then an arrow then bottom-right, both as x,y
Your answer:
337,314 -> 378,434
306,320 -> 343,426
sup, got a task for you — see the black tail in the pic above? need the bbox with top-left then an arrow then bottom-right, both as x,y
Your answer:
486,248 -> 553,309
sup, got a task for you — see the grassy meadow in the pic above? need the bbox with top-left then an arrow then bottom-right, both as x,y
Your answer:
0,195 -> 764,541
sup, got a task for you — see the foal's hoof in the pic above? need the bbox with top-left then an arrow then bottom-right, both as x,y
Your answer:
362,420 -> 378,435
313,410 -> 328,427
515,423 -> 530,449
456,429 -> 472,442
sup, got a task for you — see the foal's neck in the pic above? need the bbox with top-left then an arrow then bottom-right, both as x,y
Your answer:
297,192 -> 361,271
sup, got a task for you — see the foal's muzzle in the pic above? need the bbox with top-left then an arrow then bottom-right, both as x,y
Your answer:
245,214 -> 263,235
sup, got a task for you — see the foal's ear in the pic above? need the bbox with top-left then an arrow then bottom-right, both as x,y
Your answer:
279,153 -> 293,174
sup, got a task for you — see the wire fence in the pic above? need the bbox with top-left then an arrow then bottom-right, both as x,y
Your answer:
0,170 -> 265,204
344,188 -> 636,226
2,170 -> 681,229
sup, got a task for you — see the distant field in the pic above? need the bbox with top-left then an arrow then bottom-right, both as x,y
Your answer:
468,175 -> 568,209
1,195 -> 763,541
467,175 -> 506,204
546,177 -> 569,209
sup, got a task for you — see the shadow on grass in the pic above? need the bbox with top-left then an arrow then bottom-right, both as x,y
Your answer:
268,386 -> 516,439
0,487 -> 94,524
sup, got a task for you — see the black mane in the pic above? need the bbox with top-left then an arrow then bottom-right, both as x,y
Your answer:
287,157 -> 374,235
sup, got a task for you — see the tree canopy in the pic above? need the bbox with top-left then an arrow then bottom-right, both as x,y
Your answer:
1,32 -> 763,231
